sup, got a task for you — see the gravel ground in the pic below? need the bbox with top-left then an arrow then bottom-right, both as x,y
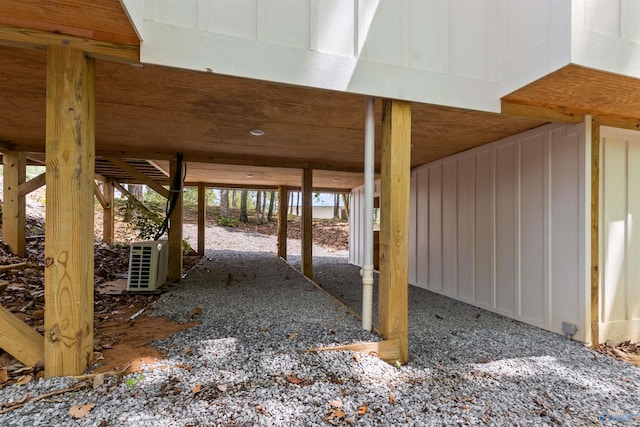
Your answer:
1,225 -> 639,426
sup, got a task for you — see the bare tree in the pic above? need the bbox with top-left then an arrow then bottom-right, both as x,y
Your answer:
295,192 -> 300,216
255,191 -> 262,223
220,189 -> 230,218
240,190 -> 248,222
267,191 -> 275,221
232,189 -> 237,208
333,194 -> 340,219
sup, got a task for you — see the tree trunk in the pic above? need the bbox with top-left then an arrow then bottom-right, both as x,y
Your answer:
333,194 -> 340,219
289,192 -> 293,214
255,191 -> 262,224
232,190 -> 237,208
220,189 -> 230,218
240,190 -> 248,222
295,192 -> 300,216
267,191 -> 275,221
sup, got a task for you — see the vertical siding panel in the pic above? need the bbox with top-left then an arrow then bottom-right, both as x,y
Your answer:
409,174 -> 417,284
627,141 -> 640,321
416,169 -> 429,288
265,0 -> 310,49
520,135 -> 545,324
408,0 -> 445,72
474,149 -> 494,308
549,127 -> 581,328
442,160 -> 458,297
457,155 -> 474,301
311,0 -> 355,56
448,0 -> 485,79
360,0 -> 402,65
199,0 -> 258,39
429,165 -> 443,291
495,143 -> 516,315
602,138 -> 628,323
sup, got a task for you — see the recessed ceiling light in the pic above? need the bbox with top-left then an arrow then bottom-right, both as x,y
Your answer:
332,178 -> 341,182
250,129 -> 264,136
245,173 -> 254,178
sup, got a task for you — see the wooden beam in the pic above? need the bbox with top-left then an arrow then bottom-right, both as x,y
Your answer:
111,179 -> 161,223
309,339 -> 401,363
301,169 -> 313,279
341,194 -> 350,218
18,172 -> 46,198
501,99 -> 583,124
197,183 -> 206,256
0,24 -> 139,63
378,99 -> 411,364
168,159 -> 184,282
0,305 -> 44,367
93,181 -> 109,209
277,186 -> 288,259
103,179 -> 115,244
591,117 -> 601,347
2,150 -> 26,256
44,46 -> 95,377
104,156 -> 170,199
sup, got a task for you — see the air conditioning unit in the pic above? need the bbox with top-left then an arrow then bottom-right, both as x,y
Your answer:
127,240 -> 168,292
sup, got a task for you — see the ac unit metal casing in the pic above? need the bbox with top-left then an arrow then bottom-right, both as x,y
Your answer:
127,240 -> 168,292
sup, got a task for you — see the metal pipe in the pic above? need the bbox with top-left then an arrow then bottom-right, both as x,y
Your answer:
362,96 -> 375,331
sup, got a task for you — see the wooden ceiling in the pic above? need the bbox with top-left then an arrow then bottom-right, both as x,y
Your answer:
0,42 -> 549,191
502,64 -> 640,128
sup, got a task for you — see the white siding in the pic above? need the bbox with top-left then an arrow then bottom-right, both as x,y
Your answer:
350,123 -> 588,341
600,126 -> 640,342
572,0 -> 640,79
134,0 -> 572,113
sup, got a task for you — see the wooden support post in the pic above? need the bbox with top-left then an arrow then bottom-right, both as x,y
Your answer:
18,172 -> 46,198
277,186 -> 288,259
301,169 -> 313,279
197,183 -> 206,256
44,46 -> 95,377
591,117 -> 601,347
168,159 -> 184,282
103,179 -> 115,243
378,99 -> 411,363
0,305 -> 44,367
2,150 -> 26,256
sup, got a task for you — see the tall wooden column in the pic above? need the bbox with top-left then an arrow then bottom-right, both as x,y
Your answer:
590,117 -> 600,347
2,150 -> 26,256
197,183 -> 206,256
103,179 -> 115,243
301,169 -> 313,278
277,186 -> 288,259
168,159 -> 184,282
44,46 -> 95,377
378,99 -> 411,363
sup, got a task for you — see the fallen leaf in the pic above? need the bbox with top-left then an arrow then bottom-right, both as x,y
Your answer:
259,326 -> 269,332
328,400 -> 343,408
287,332 -> 298,340
357,403 -> 369,415
326,407 -> 346,425
69,403 -> 96,419
474,313 -> 481,318
478,357 -> 490,364
92,373 -> 105,389
192,383 -> 202,393
192,306 -> 202,315
536,399 -> 550,410
388,394 -> 396,404
217,384 -> 227,392
183,347 -> 192,355
15,375 -> 32,385
255,404 -> 266,414
352,354 -> 361,363
287,375 -> 302,385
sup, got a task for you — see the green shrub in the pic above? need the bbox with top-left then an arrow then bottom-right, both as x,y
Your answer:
217,217 -> 238,228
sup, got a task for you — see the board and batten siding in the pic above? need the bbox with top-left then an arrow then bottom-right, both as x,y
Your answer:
600,126 -> 640,343
350,122 -> 588,341
128,0 -> 571,113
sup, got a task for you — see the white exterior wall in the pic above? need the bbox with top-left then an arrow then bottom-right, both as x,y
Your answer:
351,123 -> 589,341
572,0 -> 640,79
126,0 -> 571,113
600,126 -> 640,343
